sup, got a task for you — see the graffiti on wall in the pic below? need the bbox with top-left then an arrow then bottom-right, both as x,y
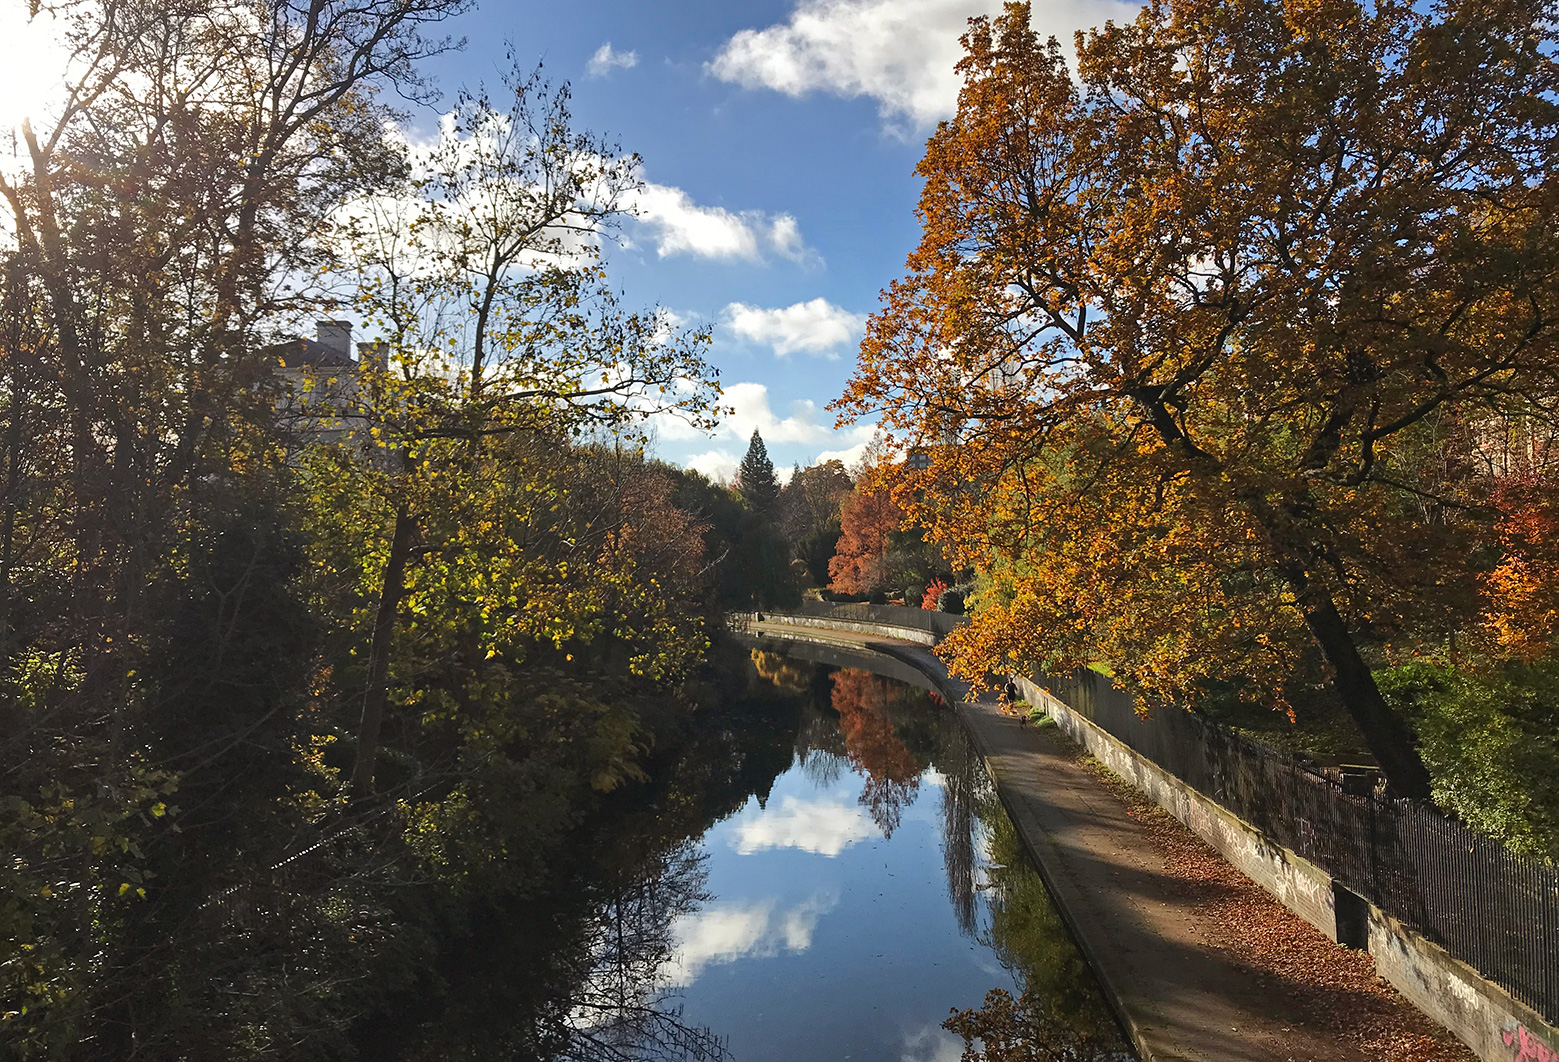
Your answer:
1505,1024 -> 1558,1062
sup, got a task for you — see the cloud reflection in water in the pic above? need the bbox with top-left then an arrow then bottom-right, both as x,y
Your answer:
660,894 -> 838,986
728,794 -> 875,856
899,1022 -> 967,1062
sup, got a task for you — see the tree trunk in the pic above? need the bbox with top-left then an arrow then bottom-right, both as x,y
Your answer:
0,269 -> 24,660
1233,480 -> 1437,802
1296,590 -> 1434,800
350,502 -> 416,794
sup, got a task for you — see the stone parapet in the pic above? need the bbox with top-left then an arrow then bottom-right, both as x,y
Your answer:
1014,674 -> 1559,1062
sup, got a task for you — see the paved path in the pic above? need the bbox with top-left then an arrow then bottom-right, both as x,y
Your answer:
744,620 -> 1415,1062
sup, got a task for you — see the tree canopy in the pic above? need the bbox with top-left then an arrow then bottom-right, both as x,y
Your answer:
0,5 -> 741,1051
828,479 -> 906,597
329,68 -> 721,790
837,0 -> 1559,797
779,459 -> 854,585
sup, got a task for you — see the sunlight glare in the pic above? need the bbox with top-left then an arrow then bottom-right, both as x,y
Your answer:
0,6 -> 71,139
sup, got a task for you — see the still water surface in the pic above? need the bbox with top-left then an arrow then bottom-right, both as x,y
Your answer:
607,651 -> 1131,1062
12,642 -> 1128,1059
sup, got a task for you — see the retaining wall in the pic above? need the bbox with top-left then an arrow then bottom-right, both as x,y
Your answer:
1014,675 -> 1559,1062
739,611 -> 939,646
739,610 -> 1558,1059
735,629 -> 939,693
787,600 -> 969,639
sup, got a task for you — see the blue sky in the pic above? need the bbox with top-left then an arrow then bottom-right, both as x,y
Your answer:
407,0 -> 1138,481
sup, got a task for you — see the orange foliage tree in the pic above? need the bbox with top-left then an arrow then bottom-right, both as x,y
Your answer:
1463,419 -> 1559,659
1482,479 -> 1559,662
827,481 -> 905,596
836,0 -> 1559,798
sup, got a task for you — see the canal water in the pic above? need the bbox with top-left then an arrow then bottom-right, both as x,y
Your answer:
556,649 -> 1132,1062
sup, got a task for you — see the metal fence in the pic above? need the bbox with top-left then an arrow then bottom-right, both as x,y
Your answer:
1038,667 -> 1559,1023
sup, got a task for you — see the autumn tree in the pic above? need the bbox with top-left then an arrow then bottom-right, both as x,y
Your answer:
827,481 -> 903,596
837,0 -> 1559,797
0,0 -> 464,704
0,6 -> 765,1055
0,0 -> 468,1048
330,69 -> 722,791
827,472 -> 940,600
830,669 -> 921,837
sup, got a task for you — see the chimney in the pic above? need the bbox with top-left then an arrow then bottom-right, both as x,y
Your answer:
316,320 -> 352,359
357,340 -> 388,373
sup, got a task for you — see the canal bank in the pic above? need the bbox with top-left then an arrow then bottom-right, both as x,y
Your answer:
739,618 -> 1477,1062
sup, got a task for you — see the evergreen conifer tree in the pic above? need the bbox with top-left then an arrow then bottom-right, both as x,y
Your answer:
736,429 -> 780,515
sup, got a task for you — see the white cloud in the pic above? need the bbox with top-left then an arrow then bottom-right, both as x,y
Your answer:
815,437 -> 874,470
730,795 -> 876,856
650,414 -> 712,444
631,183 -> 758,259
586,42 -> 638,78
687,449 -> 739,482
712,380 -> 875,448
900,1024 -> 968,1062
648,381 -> 878,475
724,298 -> 865,358
661,894 -> 837,986
681,451 -> 799,485
708,0 -> 1137,131
769,214 -> 808,262
374,124 -> 810,269
628,182 -> 815,263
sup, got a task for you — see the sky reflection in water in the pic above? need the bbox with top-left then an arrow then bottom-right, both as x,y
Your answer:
648,660 -> 1124,1062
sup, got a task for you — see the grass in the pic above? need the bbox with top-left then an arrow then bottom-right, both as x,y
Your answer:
1010,700 -> 1058,729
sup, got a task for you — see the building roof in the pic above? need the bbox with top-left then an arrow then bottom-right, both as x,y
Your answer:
266,336 -> 356,369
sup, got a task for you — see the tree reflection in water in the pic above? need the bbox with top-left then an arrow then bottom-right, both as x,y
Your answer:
829,669 -> 923,837
560,842 -> 727,1062
546,651 -> 1129,1062
944,790 -> 1132,1061
754,650 -> 850,791
343,647 -> 810,1062
777,658 -> 1126,1057
935,707 -> 983,938
0,638 -> 1125,1061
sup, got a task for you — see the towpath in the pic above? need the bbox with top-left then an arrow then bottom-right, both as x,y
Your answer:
743,619 -> 1473,1062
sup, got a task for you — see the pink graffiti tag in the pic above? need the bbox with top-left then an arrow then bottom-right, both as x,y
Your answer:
1504,1024 -> 1558,1062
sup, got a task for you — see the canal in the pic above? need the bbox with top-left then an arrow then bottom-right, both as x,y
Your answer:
472,646 -> 1133,1062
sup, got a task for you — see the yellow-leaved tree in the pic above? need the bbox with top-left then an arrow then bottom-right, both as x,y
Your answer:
837,0 -> 1559,798
309,69 -> 723,793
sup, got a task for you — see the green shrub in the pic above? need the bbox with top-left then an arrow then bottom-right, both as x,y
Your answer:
1379,661 -> 1559,862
